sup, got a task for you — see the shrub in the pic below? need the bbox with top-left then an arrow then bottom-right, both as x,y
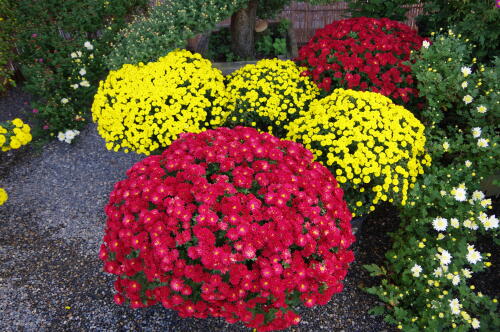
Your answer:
106,0 -> 249,70
0,0 -> 16,94
411,32 -> 499,179
223,59 -> 319,138
295,17 -> 424,106
92,50 -> 229,155
0,118 -> 32,151
14,0 -> 147,138
286,88 -> 430,216
99,126 -> 355,331
347,0 -> 417,22
416,0 -> 500,63
363,32 -> 499,332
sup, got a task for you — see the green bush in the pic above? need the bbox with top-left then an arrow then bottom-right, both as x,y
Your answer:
410,32 -> 499,178
416,0 -> 500,63
106,0 -> 249,70
364,33 -> 500,332
347,0 -> 417,22
0,0 -> 16,94
14,0 -> 147,138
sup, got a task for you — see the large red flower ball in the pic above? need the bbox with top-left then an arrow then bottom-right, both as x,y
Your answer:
296,17 -> 424,105
99,126 -> 355,331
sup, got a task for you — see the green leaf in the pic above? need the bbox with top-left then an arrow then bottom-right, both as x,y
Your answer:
363,264 -> 387,277
368,305 -> 386,316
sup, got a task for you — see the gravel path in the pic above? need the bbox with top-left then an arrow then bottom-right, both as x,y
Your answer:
0,87 -> 396,332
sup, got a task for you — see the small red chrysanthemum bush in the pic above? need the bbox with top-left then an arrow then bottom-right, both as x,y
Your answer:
296,17 -> 425,106
99,126 -> 355,331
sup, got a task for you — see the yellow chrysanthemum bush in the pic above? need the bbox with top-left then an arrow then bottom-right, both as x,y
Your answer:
0,118 -> 32,152
287,88 -> 431,216
223,58 -> 319,138
0,118 -> 32,206
92,49 -> 229,155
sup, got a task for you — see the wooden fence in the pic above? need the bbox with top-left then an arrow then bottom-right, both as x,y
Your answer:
278,1 -> 424,44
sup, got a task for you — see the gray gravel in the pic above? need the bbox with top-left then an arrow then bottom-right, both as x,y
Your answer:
0,87 -> 396,331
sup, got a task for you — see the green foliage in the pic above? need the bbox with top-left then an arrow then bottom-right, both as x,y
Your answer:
106,0 -> 249,70
348,0 -> 416,21
0,0 -> 17,94
365,33 -> 500,332
417,0 -> 500,62
207,19 -> 290,62
410,32 -> 499,179
14,0 -> 147,138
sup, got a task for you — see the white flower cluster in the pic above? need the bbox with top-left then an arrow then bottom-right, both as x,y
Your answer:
57,129 -> 80,144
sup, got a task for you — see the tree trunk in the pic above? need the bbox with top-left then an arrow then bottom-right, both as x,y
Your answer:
230,0 -> 258,60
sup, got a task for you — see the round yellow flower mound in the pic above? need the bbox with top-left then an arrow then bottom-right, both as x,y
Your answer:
287,88 -> 431,216
224,58 -> 319,137
92,49 -> 229,154
0,188 -> 7,206
0,118 -> 32,152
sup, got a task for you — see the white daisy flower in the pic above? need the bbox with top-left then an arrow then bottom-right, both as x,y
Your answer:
84,41 -> 94,50
57,132 -> 66,142
61,98 -> 69,104
463,95 -> 473,104
472,190 -> 485,201
466,245 -> 482,264
433,267 -> 443,278
471,318 -> 480,329
432,217 -> 448,232
452,274 -> 460,286
422,40 -> 430,48
450,218 -> 460,228
471,127 -> 481,138
79,68 -> 86,76
438,250 -> 452,266
443,141 -> 450,151
453,187 -> 467,201
461,81 -> 468,89
449,298 -> 461,315
411,264 -> 422,277
71,84 -> 79,89
80,80 -> 90,87
432,267 -> 443,278
477,138 -> 489,147
461,66 -> 472,77
483,215 -> 498,230
70,52 -> 77,58
465,160 -> 472,167
476,105 -> 487,113
462,268 -> 472,278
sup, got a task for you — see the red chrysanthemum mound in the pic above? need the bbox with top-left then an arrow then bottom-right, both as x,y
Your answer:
296,17 -> 424,105
99,126 -> 355,331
